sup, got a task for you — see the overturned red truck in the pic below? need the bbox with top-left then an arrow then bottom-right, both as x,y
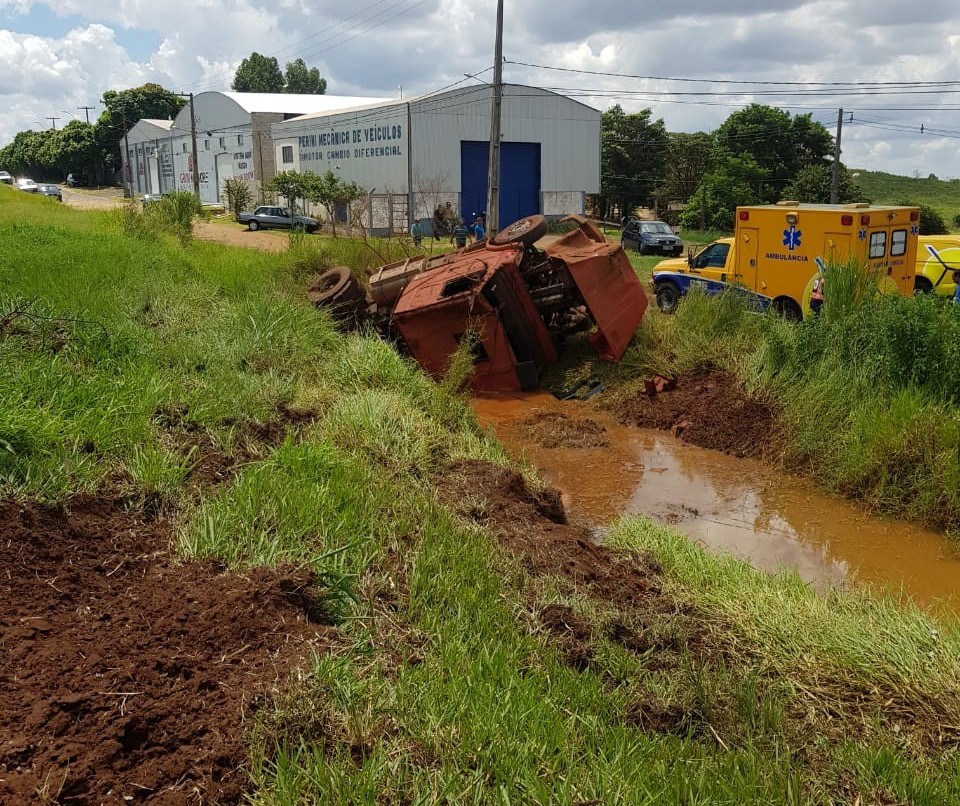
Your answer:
308,215 -> 648,393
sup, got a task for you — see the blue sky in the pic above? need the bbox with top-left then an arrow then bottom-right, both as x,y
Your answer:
1,0 -> 959,178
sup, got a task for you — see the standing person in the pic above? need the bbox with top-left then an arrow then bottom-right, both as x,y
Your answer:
953,271 -> 960,304
432,205 -> 443,240
442,201 -> 457,233
451,219 -> 469,249
473,216 -> 485,243
410,220 -> 423,248
810,274 -> 825,315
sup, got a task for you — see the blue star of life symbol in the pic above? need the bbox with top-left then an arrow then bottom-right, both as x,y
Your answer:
911,225 -> 919,235
858,228 -> 867,241
782,225 -> 802,251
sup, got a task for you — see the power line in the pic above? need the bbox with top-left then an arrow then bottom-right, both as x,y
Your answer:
505,60 -> 960,89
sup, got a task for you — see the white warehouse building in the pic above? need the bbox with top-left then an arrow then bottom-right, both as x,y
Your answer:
270,84 -> 601,232
122,91 -> 384,203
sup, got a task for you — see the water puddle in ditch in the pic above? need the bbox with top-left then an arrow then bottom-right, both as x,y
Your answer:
473,393 -> 960,612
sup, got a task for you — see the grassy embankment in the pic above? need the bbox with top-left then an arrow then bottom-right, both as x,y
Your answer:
4,186 -> 960,803
854,169 -> 960,228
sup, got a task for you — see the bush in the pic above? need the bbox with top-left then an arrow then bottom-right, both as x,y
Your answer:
224,178 -> 253,217
897,199 -> 948,235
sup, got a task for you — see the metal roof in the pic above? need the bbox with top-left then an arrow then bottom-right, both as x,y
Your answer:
218,91 -> 387,115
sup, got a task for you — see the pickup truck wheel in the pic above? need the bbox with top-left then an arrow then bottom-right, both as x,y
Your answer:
248,220 -> 259,231
914,276 -> 934,295
308,266 -> 363,307
655,281 -> 681,314
491,215 -> 548,247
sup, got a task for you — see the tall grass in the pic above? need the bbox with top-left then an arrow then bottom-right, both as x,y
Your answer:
618,258 -> 960,528
6,189 -> 960,804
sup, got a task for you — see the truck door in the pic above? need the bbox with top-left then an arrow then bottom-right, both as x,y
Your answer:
735,228 -> 759,290
822,233 -> 851,265
866,227 -> 898,293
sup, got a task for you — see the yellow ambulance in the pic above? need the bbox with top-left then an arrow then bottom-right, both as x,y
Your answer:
652,202 -> 920,318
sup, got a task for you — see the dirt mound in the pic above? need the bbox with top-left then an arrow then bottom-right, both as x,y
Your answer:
0,497 -> 331,805
607,370 -> 780,459
518,411 -> 611,449
434,461 -> 701,662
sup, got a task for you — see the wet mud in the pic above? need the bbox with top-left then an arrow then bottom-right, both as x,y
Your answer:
474,392 -> 960,611
0,497 -> 331,804
604,370 -> 781,459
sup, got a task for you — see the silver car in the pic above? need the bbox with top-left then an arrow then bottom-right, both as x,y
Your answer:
17,178 -> 38,192
36,184 -> 62,201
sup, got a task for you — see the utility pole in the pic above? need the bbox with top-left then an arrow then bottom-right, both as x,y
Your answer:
78,105 -> 96,124
121,106 -> 131,197
45,116 -> 59,130
175,92 -> 202,197
485,0 -> 504,237
830,107 -> 843,204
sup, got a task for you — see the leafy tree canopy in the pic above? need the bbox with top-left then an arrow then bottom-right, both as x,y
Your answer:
232,52 -> 285,93
598,104 -> 669,220
284,58 -> 327,95
232,53 -> 327,95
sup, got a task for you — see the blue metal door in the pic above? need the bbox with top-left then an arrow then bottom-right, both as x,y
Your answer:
460,141 -> 541,227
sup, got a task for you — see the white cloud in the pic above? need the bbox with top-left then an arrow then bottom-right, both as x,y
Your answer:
2,0 -> 960,176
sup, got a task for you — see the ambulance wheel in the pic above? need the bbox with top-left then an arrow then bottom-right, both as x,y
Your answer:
308,266 -> 362,307
773,297 -> 802,322
914,276 -> 933,295
655,281 -> 681,314
491,215 -> 548,247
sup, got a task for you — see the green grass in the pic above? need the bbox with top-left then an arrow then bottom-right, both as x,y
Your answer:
853,169 -> 960,229
4,184 -> 960,803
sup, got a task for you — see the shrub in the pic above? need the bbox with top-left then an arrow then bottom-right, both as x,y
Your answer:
224,178 -> 253,218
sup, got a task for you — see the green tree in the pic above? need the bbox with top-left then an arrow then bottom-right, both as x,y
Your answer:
782,164 -> 864,204
598,105 -> 669,220
305,170 -> 365,236
268,170 -> 309,214
656,131 -> 714,208
679,155 -> 764,232
232,52 -> 285,93
284,58 -> 327,95
714,104 -> 833,203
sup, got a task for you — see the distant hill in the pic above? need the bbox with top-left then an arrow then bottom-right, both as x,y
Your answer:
852,169 -> 960,229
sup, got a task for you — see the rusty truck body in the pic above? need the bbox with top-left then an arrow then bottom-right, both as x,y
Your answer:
308,215 -> 648,393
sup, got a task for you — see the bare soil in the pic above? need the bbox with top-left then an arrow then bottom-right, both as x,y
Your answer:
193,220 -> 290,253
604,369 -> 782,459
0,497 -> 332,804
434,461 -> 704,673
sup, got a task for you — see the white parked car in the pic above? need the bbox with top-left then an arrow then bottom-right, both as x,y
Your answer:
0,171 -> 13,185
17,178 -> 38,192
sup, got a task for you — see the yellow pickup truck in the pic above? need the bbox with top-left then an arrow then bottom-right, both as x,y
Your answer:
913,236 -> 960,295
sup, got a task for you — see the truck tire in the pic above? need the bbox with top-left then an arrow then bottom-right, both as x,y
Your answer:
491,215 -> 548,247
914,276 -> 934,295
655,281 -> 681,314
772,297 -> 803,322
308,266 -> 363,307
248,220 -> 259,231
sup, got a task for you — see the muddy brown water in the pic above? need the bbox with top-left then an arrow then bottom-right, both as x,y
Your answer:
474,394 -> 960,612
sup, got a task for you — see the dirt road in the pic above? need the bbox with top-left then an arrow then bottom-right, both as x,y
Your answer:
61,186 -> 127,210
194,220 -> 290,252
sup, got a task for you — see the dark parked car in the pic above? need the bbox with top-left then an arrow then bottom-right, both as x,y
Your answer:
36,184 -> 62,201
237,206 -> 320,233
621,219 -> 683,257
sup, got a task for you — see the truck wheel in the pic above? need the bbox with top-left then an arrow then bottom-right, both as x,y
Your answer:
914,276 -> 934,295
248,220 -> 259,231
772,297 -> 803,322
655,281 -> 682,314
308,266 -> 363,307
491,215 -> 548,247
